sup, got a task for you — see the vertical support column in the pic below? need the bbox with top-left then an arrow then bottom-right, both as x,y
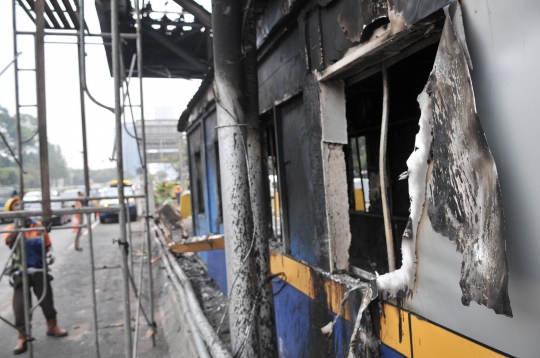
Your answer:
35,0 -> 51,224
318,80 -> 351,273
212,0 -> 277,356
78,4 -> 101,355
379,63 -> 395,272
12,0 -> 24,200
86,214 -> 101,358
243,5 -> 277,356
111,0 -> 133,356
211,1 -> 258,357
134,0 -> 157,345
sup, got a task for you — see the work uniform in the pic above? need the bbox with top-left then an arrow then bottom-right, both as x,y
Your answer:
2,220 -> 57,332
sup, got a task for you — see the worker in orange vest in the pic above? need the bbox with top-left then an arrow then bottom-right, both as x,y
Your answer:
74,191 -> 84,251
3,197 -> 67,355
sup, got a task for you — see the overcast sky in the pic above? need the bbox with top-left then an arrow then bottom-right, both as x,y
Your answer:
0,0 -> 211,170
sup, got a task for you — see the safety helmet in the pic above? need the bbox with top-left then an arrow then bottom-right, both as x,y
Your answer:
4,197 -> 20,212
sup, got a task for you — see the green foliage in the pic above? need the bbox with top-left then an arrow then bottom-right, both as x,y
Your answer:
155,181 -> 174,205
0,106 -> 70,188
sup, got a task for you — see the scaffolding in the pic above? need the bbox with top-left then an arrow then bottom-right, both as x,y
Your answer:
0,0 -> 156,356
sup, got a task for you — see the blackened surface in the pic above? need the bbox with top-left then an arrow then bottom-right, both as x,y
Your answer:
304,75 -> 331,271
337,0 -> 388,43
95,0 -> 211,78
426,16 -> 512,316
258,26 -> 304,113
320,0 -> 355,67
387,0 -> 451,27
280,89 -> 329,270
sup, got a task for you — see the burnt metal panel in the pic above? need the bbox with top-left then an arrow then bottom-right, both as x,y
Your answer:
425,7 -> 512,316
256,0 -> 303,47
336,0 -> 388,43
95,0 -> 212,79
387,0 -> 451,27
258,26 -> 304,113
278,87 -> 329,270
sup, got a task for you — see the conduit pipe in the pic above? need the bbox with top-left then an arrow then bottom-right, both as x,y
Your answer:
78,0 -> 115,113
152,222 -> 231,358
379,62 -> 396,272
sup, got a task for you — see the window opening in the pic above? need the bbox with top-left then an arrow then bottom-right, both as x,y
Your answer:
215,141 -> 223,224
345,41 -> 440,275
266,125 -> 282,239
194,151 -> 205,214
350,136 -> 369,211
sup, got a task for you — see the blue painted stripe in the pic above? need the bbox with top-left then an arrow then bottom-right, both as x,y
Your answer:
380,344 -> 407,358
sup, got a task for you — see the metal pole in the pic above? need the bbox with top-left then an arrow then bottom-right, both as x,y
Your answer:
178,133 -> 184,190
111,0 -> 133,354
242,3 -> 277,355
17,228 -> 33,357
379,63 -> 395,272
78,0 -> 115,113
86,213 -> 101,357
132,225 -> 146,358
35,0 -> 52,225
211,1 -> 268,356
135,0 -> 156,345
12,0 -> 24,200
126,201 -> 133,270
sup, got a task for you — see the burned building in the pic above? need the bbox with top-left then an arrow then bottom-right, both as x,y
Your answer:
178,0 -> 539,357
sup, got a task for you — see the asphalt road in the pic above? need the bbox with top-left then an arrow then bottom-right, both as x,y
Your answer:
0,217 -> 169,357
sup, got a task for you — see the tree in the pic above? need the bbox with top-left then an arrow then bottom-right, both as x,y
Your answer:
0,106 -> 70,189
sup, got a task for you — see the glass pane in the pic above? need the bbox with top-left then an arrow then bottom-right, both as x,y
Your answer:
351,136 -> 370,212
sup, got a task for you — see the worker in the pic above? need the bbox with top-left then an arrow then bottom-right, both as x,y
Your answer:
174,185 -> 182,206
2,197 -> 67,355
74,191 -> 84,252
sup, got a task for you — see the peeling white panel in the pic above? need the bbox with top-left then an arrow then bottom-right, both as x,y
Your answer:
319,80 -> 348,144
377,90 -> 432,298
322,142 -> 351,272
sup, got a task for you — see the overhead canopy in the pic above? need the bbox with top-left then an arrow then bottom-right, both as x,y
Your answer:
95,0 -> 212,79
17,0 -> 88,30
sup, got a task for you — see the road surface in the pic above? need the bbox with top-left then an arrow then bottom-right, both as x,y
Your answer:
0,217 -> 169,357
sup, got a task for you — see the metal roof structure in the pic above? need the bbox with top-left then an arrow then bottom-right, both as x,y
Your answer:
95,0 -> 213,79
16,0 -> 87,30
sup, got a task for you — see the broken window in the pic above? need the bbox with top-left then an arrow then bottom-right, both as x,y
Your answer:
194,151 -> 205,214
349,136 -> 369,211
345,42 -> 440,276
265,124 -> 283,239
214,141 -> 223,225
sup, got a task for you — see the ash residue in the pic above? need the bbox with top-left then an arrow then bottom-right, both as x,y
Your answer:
175,253 -> 232,350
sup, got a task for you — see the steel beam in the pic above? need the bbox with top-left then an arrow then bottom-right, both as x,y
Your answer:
111,0 -> 133,354
135,0 -> 157,347
35,0 -> 52,225
172,0 -> 212,28
143,24 -> 208,72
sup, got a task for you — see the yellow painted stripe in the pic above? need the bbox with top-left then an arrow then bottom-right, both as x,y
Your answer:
380,304 -> 412,357
269,250 -> 352,321
410,315 -> 505,358
380,303 -> 506,358
270,250 -> 314,298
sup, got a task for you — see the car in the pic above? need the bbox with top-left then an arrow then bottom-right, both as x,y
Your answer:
98,186 -> 137,224
22,191 -> 70,226
60,188 -> 82,209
